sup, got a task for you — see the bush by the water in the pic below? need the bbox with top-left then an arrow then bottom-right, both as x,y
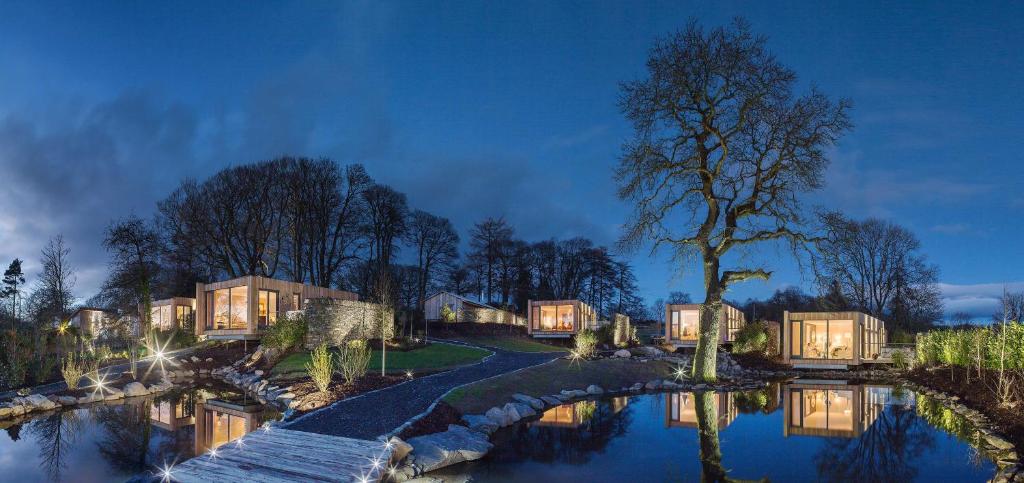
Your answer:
733,321 -> 769,355
916,323 -> 1024,369
263,314 -> 309,351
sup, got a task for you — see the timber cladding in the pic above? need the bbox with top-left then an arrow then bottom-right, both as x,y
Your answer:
304,298 -> 391,349
195,275 -> 358,337
526,299 -> 598,335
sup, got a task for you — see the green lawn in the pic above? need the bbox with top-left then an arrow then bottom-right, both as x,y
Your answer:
448,335 -> 567,353
270,342 -> 492,378
444,358 -> 674,414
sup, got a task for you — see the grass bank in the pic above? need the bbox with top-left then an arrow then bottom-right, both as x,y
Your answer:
270,342 -> 491,378
444,358 -> 673,414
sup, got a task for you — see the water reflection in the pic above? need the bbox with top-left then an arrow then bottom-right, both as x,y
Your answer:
439,382 -> 996,482
0,383 -> 279,482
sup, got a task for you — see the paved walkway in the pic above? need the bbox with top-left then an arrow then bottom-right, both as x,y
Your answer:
285,339 -> 564,440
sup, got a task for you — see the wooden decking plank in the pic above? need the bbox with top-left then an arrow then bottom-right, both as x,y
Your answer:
172,430 -> 390,483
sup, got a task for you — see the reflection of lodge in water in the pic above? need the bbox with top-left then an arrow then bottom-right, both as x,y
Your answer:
664,392 -> 738,430
149,389 -> 273,456
783,383 -> 895,438
533,397 -> 629,428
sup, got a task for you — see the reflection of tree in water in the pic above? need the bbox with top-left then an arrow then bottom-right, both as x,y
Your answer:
6,422 -> 22,441
95,398 -> 153,473
694,391 -> 768,483
812,403 -> 935,483
489,398 -> 633,465
27,409 -> 84,482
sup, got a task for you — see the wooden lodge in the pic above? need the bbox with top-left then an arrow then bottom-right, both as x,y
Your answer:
526,299 -> 599,338
664,303 -> 746,347
196,275 -> 357,341
424,291 -> 523,325
149,297 -> 196,331
782,311 -> 887,369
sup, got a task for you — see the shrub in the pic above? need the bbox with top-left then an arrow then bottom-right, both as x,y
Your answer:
440,305 -> 456,323
574,329 -> 598,359
733,321 -> 769,355
305,343 -> 333,393
336,339 -> 371,384
94,345 -> 113,362
594,324 -> 615,346
61,353 -> 87,390
891,350 -> 910,371
264,314 -> 308,352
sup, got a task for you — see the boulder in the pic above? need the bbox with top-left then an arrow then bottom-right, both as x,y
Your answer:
406,424 -> 493,473
504,402 -> 535,421
560,389 -> 587,398
511,394 -> 545,411
540,396 -> 563,407
645,379 -> 663,390
103,388 -> 125,401
636,346 -> 664,357
0,405 -> 13,418
26,394 -> 57,410
485,406 -> 512,427
388,436 -> 414,464
987,434 -> 1016,451
57,396 -> 77,406
613,349 -> 631,358
123,382 -> 149,397
630,382 -> 644,392
462,414 -> 499,435
586,385 -> 604,395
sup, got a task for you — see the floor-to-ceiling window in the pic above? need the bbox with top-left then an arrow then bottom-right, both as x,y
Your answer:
668,309 -> 699,340
257,290 -> 278,328
206,286 -> 248,330
176,304 -> 193,329
789,389 -> 854,432
556,305 -> 574,331
793,318 -> 854,360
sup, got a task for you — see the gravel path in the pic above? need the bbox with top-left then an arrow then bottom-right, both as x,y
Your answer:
285,339 -> 564,440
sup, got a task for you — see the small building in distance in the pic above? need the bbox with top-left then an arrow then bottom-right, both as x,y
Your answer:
423,291 -> 523,325
148,297 -> 197,331
664,303 -> 746,347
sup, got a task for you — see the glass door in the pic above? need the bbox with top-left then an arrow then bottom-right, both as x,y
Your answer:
790,320 -> 802,359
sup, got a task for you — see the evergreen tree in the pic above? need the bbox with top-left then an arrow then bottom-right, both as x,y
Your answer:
2,259 -> 26,321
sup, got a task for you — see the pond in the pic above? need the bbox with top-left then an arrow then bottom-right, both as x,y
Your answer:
0,382 -> 280,482
436,381 -> 998,482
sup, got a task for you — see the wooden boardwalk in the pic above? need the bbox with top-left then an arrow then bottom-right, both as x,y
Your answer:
171,428 -> 393,482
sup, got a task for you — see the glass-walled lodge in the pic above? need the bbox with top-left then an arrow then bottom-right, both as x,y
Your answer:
527,300 -> 598,337
195,275 -> 358,340
665,303 -> 746,345
150,297 -> 196,331
783,384 -> 896,438
782,311 -> 886,368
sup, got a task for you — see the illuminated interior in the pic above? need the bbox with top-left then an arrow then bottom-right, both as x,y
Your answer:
669,309 -> 700,340
207,286 -> 248,330
794,319 -> 853,359
789,389 -> 854,432
151,305 -> 173,330
257,289 -> 278,328
538,304 -> 574,331
668,392 -> 699,424
176,304 -> 193,328
203,409 -> 249,449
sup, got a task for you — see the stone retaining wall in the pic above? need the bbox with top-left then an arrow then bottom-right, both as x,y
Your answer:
304,298 -> 392,349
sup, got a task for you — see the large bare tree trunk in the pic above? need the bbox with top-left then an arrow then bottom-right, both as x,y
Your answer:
693,260 -> 722,382
695,391 -> 727,482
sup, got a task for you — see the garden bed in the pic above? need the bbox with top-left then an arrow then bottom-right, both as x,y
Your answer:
176,341 -> 247,371
907,366 -> 1024,450
280,372 -> 409,414
731,352 -> 791,371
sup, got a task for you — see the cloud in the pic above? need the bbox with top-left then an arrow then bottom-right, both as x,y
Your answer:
819,150 -> 991,217
938,281 -> 1024,321
930,223 -> 970,234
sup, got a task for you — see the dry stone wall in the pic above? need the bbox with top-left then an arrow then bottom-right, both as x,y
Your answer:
304,298 -> 392,349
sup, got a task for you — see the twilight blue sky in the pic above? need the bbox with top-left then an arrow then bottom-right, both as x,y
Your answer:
0,1 -> 1021,320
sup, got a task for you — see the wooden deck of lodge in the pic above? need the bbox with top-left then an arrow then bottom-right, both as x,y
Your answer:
171,428 -> 393,483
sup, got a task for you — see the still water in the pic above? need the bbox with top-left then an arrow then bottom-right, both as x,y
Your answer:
436,382 -> 998,482
0,382 -> 279,482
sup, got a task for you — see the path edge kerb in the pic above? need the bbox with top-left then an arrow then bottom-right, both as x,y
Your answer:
282,339 -> 497,429
383,352 -> 563,440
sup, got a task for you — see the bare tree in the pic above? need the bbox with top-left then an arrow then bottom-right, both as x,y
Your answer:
99,216 -> 161,334
468,217 -> 514,303
405,210 -> 459,320
817,213 -> 942,333
362,184 -> 408,273
616,19 -> 850,381
38,235 -> 76,324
